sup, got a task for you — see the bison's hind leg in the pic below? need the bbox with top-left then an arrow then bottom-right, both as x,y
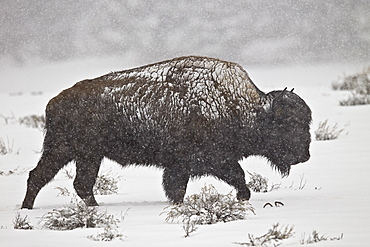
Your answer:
73,153 -> 103,206
22,142 -> 73,209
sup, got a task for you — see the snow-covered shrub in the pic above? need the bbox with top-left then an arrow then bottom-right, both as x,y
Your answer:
286,174 -> 307,191
247,172 -> 269,193
0,113 -> 16,125
31,91 -> 43,96
163,184 -> 255,225
332,67 -> 370,92
87,225 -> 123,241
333,66 -> 370,106
62,166 -> 75,179
13,212 -> 33,230
55,186 -> 71,196
93,170 -> 120,195
41,198 -> 119,230
0,166 -> 27,176
182,218 -> 198,238
339,93 -> 370,106
300,230 -> 343,245
234,223 -> 294,246
0,137 -> 14,155
315,120 -> 345,141
19,114 -> 45,130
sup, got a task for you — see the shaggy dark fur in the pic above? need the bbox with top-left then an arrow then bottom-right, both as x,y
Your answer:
22,56 -> 311,209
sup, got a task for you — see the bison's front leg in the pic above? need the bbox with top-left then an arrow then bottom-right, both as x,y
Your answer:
162,168 -> 190,204
73,154 -> 103,206
212,162 -> 251,201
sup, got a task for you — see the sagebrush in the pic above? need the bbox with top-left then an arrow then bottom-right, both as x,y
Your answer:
0,166 -> 27,176
332,67 -> 370,92
182,218 -> 198,238
287,174 -> 307,190
339,93 -> 370,106
19,115 -> 45,130
87,225 -> 123,241
62,166 -> 75,179
247,172 -> 269,193
0,113 -> 15,125
13,212 -> 34,230
163,184 -> 255,226
55,186 -> 71,196
332,66 -> 370,106
0,137 -> 14,155
315,120 -> 345,141
234,223 -> 294,246
40,198 -> 119,230
93,170 -> 120,195
300,230 -> 343,245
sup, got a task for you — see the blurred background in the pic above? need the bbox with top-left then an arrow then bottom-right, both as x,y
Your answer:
1,0 -> 369,67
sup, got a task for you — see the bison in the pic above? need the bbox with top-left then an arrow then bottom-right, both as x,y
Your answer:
22,56 -> 311,209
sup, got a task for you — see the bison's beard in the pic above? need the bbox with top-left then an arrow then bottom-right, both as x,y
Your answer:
268,160 -> 292,177
265,150 -> 310,177
265,157 -> 292,178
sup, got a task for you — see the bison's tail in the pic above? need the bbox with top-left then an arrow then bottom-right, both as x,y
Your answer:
41,98 -> 74,157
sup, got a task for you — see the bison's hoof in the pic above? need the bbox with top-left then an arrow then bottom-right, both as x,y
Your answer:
21,205 -> 33,210
237,190 -> 251,201
21,202 -> 34,210
82,196 -> 99,206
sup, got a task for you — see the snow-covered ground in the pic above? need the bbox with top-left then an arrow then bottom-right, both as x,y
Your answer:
0,59 -> 369,246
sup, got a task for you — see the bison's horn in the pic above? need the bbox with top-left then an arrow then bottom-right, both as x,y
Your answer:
291,88 -> 294,92
277,87 -> 288,99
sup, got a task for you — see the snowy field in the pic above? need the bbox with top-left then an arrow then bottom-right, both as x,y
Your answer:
0,59 -> 369,246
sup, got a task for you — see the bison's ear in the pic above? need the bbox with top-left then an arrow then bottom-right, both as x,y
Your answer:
270,88 -> 288,118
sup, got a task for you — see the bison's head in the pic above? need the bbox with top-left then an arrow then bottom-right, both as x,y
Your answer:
257,89 -> 312,176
